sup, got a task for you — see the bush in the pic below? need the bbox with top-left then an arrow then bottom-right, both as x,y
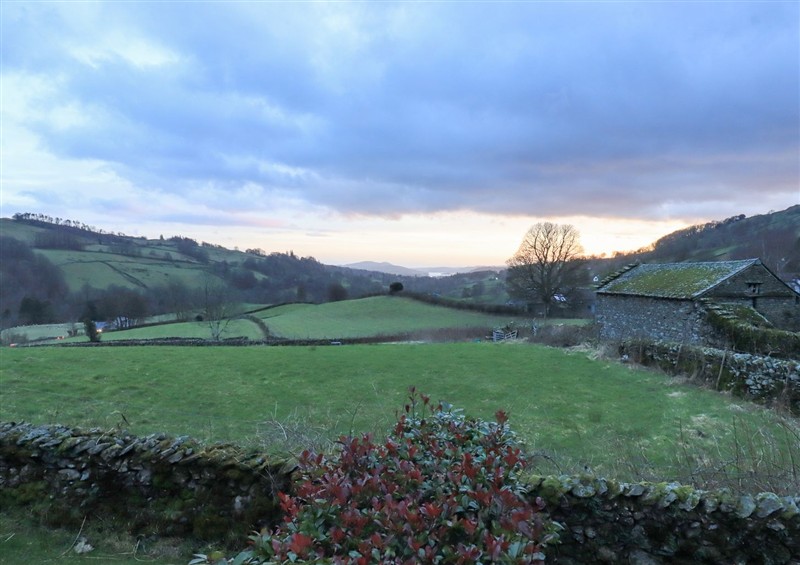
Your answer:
195,390 -> 553,564
83,319 -> 101,343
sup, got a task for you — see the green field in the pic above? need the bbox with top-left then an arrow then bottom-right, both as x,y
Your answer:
253,297 -> 531,339
2,343 -> 796,489
3,342 -> 798,564
3,296 -> 541,343
39,248 -> 215,292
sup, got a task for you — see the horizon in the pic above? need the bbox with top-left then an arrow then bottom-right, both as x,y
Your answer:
4,204 -> 795,271
2,3 -> 798,267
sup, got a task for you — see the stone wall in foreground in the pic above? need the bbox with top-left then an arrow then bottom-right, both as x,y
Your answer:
0,422 -> 292,542
2,422 -> 798,562
528,474 -> 799,564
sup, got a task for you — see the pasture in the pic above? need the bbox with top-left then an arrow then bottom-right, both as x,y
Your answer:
3,296 -> 538,343
3,341 -> 798,564
252,297 -> 533,339
38,248 -> 213,292
2,343 -> 796,491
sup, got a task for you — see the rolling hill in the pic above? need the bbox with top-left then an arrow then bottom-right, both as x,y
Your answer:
1,206 -> 797,331
600,205 -> 800,277
0,215 -> 509,330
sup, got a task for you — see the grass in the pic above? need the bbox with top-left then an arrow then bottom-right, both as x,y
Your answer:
0,510 -> 191,565
97,319 -> 266,341
39,249 -> 211,292
12,296 -> 541,343
2,343 -> 796,490
250,296 -> 531,339
2,342 -> 798,564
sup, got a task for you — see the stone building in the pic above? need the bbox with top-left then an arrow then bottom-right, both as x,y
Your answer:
595,259 -> 800,344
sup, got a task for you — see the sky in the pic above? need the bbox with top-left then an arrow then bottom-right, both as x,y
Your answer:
2,1 -> 798,268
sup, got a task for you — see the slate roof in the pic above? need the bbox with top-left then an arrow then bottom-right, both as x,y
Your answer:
596,259 -> 760,299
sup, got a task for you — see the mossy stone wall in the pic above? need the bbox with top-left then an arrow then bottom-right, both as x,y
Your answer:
619,341 -> 799,414
596,295 -> 707,344
707,264 -> 800,332
3,422 -> 798,562
0,422 -> 292,542
528,475 -> 799,564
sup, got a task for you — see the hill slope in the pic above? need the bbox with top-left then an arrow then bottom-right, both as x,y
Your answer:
0,216 -> 509,329
2,206 -> 797,329
595,205 -> 800,279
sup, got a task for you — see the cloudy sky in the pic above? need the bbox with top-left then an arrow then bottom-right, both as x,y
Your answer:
2,2 -> 798,267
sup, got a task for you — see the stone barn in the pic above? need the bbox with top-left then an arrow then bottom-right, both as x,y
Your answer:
595,259 -> 800,344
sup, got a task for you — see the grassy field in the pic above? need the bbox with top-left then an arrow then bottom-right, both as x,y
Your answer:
4,296 -> 542,343
38,248 -> 214,292
2,343 -> 796,490
0,510 -> 194,565
3,342 -> 798,565
254,296 -> 531,339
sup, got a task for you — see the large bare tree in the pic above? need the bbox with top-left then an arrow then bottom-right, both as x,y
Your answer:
506,222 -> 586,317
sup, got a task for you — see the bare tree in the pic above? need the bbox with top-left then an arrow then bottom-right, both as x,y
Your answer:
200,276 -> 238,341
506,222 -> 586,317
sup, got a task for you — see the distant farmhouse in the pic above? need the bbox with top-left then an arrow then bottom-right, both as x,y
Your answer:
595,259 -> 800,345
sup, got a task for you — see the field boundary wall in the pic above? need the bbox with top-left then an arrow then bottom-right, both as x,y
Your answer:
528,474 -> 799,564
617,341 -> 800,415
2,422 -> 798,562
0,422 -> 291,542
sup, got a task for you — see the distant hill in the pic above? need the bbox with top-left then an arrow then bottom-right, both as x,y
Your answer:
343,261 -> 429,277
2,206 -> 797,330
594,205 -> 800,280
343,262 -> 504,277
0,214 -> 511,329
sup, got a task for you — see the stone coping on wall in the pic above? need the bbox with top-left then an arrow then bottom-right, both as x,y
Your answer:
527,474 -> 799,564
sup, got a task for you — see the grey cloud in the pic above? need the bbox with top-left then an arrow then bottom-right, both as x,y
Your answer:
4,1 -> 798,223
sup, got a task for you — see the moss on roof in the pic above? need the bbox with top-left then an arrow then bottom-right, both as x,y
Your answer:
597,259 -> 759,299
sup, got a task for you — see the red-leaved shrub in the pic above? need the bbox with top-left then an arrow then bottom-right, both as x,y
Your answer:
195,389 -> 553,564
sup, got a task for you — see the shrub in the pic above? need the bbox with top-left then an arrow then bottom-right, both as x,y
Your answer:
195,390 -> 553,564
83,319 -> 101,343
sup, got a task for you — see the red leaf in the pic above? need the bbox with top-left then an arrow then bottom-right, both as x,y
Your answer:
288,533 -> 313,556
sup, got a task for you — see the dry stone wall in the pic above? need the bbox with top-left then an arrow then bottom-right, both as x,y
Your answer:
596,295 -> 710,344
2,422 -> 798,563
0,422 -> 292,541
528,475 -> 800,564
707,264 -> 800,332
618,341 -> 800,415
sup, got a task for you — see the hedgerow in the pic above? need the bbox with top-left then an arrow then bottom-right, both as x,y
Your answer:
192,389 -> 555,564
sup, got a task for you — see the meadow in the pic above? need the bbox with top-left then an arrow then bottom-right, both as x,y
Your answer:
2,296 -> 538,343
3,343 -> 796,491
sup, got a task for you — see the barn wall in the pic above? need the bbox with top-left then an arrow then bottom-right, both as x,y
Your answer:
595,295 -> 711,344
